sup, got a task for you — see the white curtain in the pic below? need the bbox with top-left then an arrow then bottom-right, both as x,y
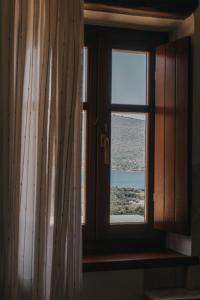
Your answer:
0,0 -> 83,299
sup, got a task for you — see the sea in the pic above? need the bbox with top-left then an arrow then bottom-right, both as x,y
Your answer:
111,170 -> 144,189
81,169 -> 145,189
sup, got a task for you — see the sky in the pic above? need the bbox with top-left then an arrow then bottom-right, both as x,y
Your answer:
82,48 -> 147,121
112,50 -> 147,105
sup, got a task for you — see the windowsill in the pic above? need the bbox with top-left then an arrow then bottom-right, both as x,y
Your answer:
83,249 -> 199,272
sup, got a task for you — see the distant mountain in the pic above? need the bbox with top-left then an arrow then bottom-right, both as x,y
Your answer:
111,114 -> 145,171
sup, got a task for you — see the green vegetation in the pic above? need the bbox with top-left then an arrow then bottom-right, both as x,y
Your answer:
110,186 -> 145,216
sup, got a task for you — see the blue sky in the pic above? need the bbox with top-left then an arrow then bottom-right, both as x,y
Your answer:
82,48 -> 147,121
112,50 -> 147,105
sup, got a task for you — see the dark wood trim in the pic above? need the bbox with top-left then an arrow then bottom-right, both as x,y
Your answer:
83,250 -> 199,272
110,104 -> 150,113
83,102 -> 88,110
95,32 -> 112,240
164,43 -> 176,231
188,38 -> 193,237
83,25 -> 168,252
154,38 -> 190,235
154,45 -> 165,230
94,28 -> 167,241
83,236 -> 166,256
146,50 -> 156,228
84,1 -> 198,20
85,25 -> 169,51
174,38 -> 190,234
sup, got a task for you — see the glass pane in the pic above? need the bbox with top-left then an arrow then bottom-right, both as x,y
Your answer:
110,113 -> 147,224
81,47 -> 88,102
81,111 -> 87,224
112,50 -> 148,105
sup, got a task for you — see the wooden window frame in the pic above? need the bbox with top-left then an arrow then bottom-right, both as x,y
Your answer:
83,25 -> 168,255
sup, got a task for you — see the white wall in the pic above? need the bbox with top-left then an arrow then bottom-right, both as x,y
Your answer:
170,15 -> 194,40
82,267 -> 186,300
82,270 -> 144,300
169,3 -> 200,290
166,15 -> 194,258
185,2 -> 200,290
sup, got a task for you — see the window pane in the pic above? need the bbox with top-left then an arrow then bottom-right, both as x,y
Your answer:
81,47 -> 88,102
110,113 -> 147,224
112,50 -> 148,105
81,111 -> 87,224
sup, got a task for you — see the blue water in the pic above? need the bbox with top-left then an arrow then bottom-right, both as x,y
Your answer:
111,170 -> 144,188
81,170 -> 145,189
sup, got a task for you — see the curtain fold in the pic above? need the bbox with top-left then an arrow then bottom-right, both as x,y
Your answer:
0,0 -> 83,299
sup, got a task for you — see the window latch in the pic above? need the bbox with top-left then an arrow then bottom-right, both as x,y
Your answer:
100,124 -> 110,165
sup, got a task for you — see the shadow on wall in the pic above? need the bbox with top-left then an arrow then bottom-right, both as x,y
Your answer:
82,270 -> 144,300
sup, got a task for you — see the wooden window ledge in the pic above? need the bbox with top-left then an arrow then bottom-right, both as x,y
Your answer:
83,250 -> 199,272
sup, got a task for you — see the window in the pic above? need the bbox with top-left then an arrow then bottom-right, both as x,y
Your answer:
82,26 -> 190,254
110,49 -> 148,224
81,47 -> 88,225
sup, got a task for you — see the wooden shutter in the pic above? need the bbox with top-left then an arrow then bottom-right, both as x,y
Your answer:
154,37 -> 190,235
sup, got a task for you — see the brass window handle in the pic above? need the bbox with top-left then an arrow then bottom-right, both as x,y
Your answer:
100,133 -> 110,165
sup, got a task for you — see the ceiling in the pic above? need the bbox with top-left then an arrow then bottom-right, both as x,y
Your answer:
84,10 -> 194,32
84,0 -> 198,20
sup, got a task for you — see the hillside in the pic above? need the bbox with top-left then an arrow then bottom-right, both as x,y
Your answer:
111,114 -> 145,172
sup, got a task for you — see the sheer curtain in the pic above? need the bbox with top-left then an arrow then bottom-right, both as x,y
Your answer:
0,0 -> 83,299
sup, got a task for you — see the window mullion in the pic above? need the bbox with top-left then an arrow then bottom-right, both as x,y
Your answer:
95,39 -> 112,240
